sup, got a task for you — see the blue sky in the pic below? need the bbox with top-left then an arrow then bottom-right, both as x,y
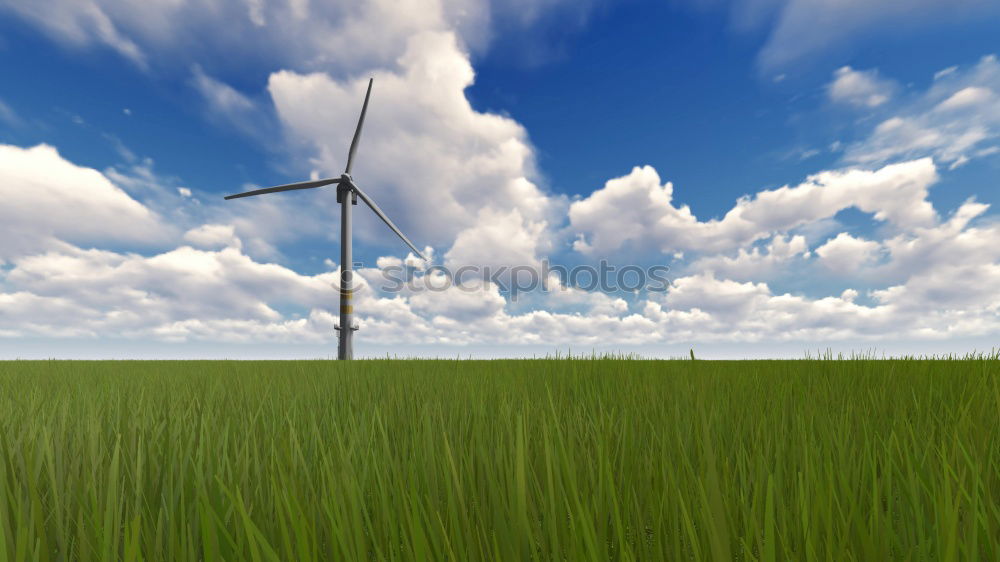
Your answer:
468,1 -> 1000,209
1,0 -> 999,358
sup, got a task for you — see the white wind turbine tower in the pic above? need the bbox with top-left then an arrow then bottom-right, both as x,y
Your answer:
224,78 -> 427,360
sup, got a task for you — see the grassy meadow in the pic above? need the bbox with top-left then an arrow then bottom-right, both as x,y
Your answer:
0,357 -> 998,561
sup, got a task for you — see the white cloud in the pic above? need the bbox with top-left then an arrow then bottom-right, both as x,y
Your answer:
444,208 -> 548,270
375,255 -> 404,269
5,237 -> 994,347
0,142 -> 325,271
0,144 -> 170,259
935,86 -> 995,111
935,66 -> 958,80
569,165 -> 676,255
828,66 -> 895,108
845,55 -> 1000,166
183,224 -> 243,250
690,234 -> 809,280
407,275 -> 507,322
645,269 -> 996,342
874,199 -> 997,283
542,274 -> 629,316
873,262 -> 1000,314
570,159 -> 937,256
1,243 -> 335,338
0,191 -> 996,350
814,232 -> 881,273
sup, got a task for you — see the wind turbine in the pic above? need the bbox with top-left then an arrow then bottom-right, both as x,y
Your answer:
224,78 -> 427,360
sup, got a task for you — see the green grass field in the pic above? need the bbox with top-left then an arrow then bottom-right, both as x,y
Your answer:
0,358 -> 998,561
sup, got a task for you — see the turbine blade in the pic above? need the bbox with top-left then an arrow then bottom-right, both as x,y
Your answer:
344,78 -> 373,175
352,184 -> 427,261
224,178 -> 339,200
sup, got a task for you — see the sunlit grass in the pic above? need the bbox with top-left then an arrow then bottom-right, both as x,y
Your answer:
0,357 -> 998,560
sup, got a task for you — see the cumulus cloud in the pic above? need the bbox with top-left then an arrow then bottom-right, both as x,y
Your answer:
641,272 -> 895,342
0,152 -> 997,350
689,234 -> 810,281
4,234 -> 997,346
407,274 -> 507,322
570,159 -> 937,256
873,261 -> 1000,315
828,66 -> 895,108
872,199 -> 998,285
1,243 -> 335,340
814,232 -> 881,273
444,208 -> 548,270
0,144 -> 171,259
542,274 -> 630,316
183,224 -> 243,250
